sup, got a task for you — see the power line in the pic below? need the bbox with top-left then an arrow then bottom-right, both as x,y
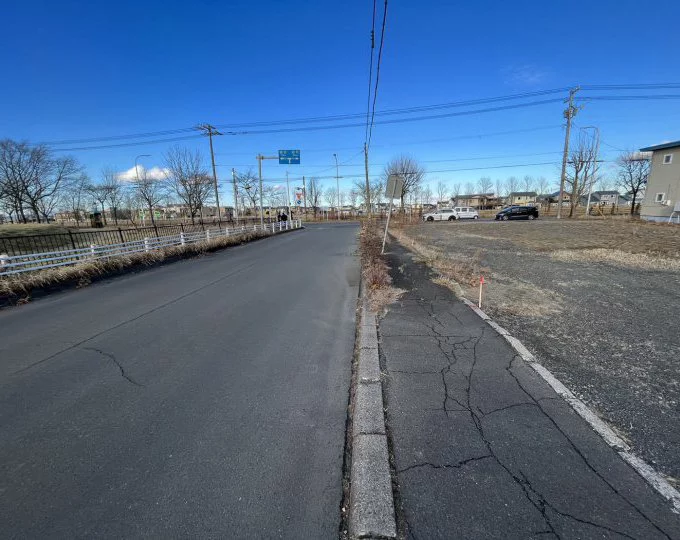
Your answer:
51,133 -> 204,152
364,0 -> 377,143
367,0 -> 388,149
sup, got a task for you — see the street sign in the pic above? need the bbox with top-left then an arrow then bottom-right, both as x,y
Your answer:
278,150 -> 300,165
385,174 -> 404,199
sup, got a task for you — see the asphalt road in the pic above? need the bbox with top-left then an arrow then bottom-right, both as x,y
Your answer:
0,223 -> 359,538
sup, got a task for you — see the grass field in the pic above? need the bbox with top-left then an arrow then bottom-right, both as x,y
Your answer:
390,218 -> 680,484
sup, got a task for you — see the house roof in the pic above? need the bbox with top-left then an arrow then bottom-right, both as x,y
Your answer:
592,191 -> 620,195
455,193 -> 495,198
639,140 -> 680,152
508,191 -> 537,196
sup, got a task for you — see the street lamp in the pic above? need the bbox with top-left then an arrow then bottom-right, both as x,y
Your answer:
579,127 -> 600,218
333,153 -> 340,221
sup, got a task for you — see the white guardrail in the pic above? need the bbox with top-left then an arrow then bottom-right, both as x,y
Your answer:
0,220 -> 302,276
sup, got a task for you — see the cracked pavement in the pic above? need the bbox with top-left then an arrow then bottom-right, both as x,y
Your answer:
380,242 -> 680,539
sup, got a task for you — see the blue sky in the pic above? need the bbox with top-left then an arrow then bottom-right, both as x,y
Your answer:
2,0 -> 680,201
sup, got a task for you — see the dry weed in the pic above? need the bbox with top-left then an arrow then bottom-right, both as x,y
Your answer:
0,231 -> 268,302
359,222 -> 403,309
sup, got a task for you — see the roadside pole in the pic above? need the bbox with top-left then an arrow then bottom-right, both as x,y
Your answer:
582,126 -> 600,219
303,176 -> 307,215
232,167 -> 239,225
364,143 -> 372,219
197,124 -> 223,222
557,87 -> 579,219
286,171 -> 291,219
381,175 -> 403,255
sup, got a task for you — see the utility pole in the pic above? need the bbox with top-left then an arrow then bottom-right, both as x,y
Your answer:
286,171 -> 291,219
333,153 -> 341,221
197,124 -> 222,222
557,87 -> 580,219
364,143 -> 372,218
581,126 -> 600,219
302,176 -> 307,214
257,154 -> 264,227
232,167 -> 238,224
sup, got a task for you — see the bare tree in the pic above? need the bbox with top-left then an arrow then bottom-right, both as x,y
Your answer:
523,175 -> 534,192
422,185 -> 433,205
566,133 -> 597,217
477,177 -> 493,193
536,176 -> 549,195
596,175 -> 613,192
505,176 -> 519,195
235,169 -> 260,213
348,188 -> 359,209
0,139 -> 81,223
134,167 -> 166,226
64,173 -> 90,226
86,182 -> 109,225
324,187 -> 336,208
163,146 -> 212,224
464,181 -> 475,195
383,155 -> 425,209
101,168 -> 125,224
617,151 -> 650,216
436,180 -> 448,203
450,182 -> 461,200
307,177 -> 323,216
495,178 -> 504,198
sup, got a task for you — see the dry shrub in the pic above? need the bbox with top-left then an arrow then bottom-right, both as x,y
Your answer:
0,230 -> 269,303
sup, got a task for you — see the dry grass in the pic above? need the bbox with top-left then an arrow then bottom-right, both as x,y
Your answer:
0,223 -> 72,237
0,231 -> 268,304
391,227 -> 564,317
359,222 -> 403,310
550,248 -> 680,271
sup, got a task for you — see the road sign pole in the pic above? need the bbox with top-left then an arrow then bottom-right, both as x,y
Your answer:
381,178 -> 398,255
258,155 -> 264,228
286,171 -> 291,218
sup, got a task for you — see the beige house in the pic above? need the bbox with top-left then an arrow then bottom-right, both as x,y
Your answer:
507,192 -> 538,205
639,140 -> 680,222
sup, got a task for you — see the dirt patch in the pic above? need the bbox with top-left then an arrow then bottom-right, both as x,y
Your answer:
551,248 -> 680,271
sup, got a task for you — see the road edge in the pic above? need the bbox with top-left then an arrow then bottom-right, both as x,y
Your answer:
460,296 -> 680,514
347,298 -> 398,539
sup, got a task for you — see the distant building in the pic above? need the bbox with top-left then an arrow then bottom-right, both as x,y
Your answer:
638,140 -> 680,222
507,192 -> 538,206
453,193 -> 500,210
590,191 -> 623,206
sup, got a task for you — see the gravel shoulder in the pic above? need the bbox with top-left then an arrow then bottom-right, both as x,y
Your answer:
395,220 -> 680,484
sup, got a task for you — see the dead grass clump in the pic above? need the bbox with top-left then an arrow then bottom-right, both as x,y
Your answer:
359,222 -> 403,309
0,231 -> 268,303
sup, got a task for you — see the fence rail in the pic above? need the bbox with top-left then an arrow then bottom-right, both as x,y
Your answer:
0,220 -> 301,275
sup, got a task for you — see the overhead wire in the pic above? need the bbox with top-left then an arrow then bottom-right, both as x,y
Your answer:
367,0 -> 388,149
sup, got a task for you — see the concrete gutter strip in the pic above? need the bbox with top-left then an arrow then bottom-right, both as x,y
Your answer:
349,301 -> 397,539
463,301 -> 680,515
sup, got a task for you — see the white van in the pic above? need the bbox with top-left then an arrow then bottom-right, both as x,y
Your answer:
453,207 -> 479,219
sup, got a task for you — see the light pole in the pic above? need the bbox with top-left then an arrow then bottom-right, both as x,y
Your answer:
333,153 -> 340,221
580,126 -> 600,218
135,154 -> 151,225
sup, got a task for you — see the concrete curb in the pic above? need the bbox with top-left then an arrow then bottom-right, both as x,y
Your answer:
460,297 -> 680,514
348,301 -> 397,539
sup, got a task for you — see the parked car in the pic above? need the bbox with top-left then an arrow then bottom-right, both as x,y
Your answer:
495,206 -> 539,221
423,208 -> 457,221
453,207 -> 479,219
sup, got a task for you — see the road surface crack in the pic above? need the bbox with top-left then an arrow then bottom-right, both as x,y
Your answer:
398,455 -> 493,474
84,347 -> 144,387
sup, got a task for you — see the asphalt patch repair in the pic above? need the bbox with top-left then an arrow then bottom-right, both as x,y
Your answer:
378,241 -> 680,539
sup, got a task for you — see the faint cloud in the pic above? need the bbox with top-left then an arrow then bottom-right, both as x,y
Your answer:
117,166 -> 169,182
502,64 -> 547,86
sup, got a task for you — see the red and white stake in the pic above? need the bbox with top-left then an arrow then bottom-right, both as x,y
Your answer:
478,275 -> 485,308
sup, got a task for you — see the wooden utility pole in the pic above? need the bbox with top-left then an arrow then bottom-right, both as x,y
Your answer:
197,124 -> 223,221
302,176 -> 307,214
557,87 -> 579,219
232,167 -> 238,224
364,143 -> 372,218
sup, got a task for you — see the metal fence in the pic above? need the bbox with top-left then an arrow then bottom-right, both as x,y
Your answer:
0,220 -> 301,275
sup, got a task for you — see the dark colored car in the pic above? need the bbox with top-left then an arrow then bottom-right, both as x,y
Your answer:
495,205 -> 539,221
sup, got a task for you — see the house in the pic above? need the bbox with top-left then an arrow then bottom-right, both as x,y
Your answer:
506,192 -> 538,206
536,193 -> 556,206
550,190 -> 571,206
453,193 -> 500,210
590,191 -> 623,206
639,140 -> 680,222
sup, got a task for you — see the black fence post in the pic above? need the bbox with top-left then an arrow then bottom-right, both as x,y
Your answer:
180,223 -> 185,234
68,231 -> 77,250
118,228 -> 125,244
153,224 -> 159,238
